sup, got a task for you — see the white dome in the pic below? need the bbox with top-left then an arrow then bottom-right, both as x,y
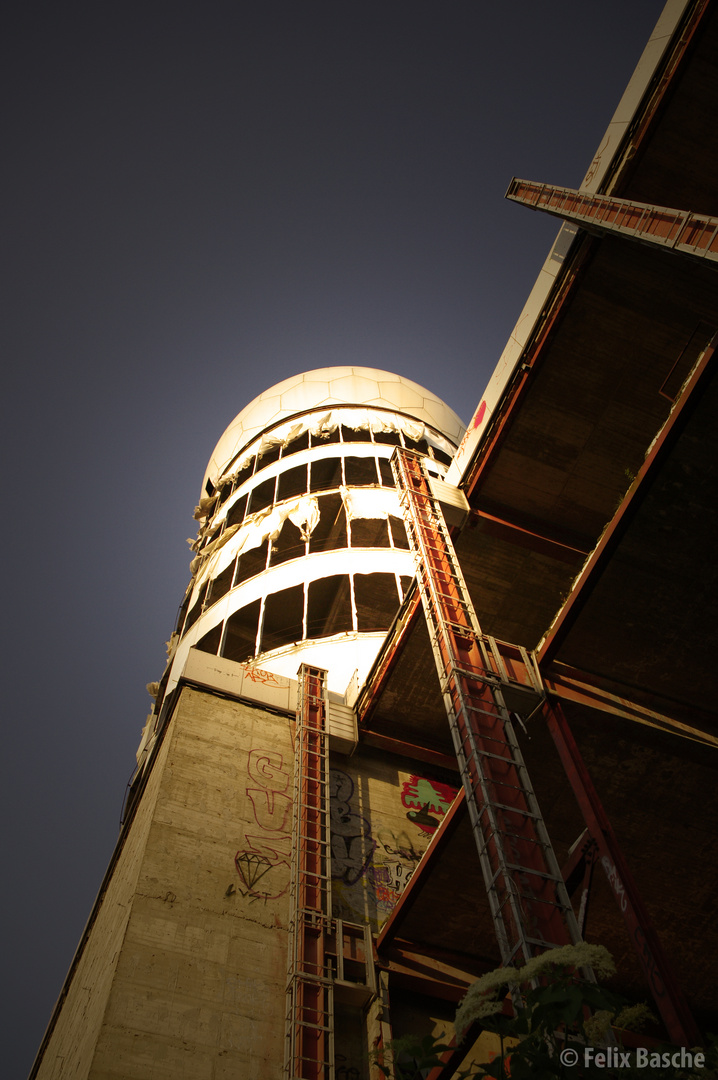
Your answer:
203,366 -> 465,488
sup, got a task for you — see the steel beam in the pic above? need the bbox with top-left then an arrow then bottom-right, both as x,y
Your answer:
541,697 -> 701,1047
543,665 -> 718,749
506,178 -> 718,265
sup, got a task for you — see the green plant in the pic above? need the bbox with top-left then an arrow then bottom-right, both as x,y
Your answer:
372,945 -> 717,1080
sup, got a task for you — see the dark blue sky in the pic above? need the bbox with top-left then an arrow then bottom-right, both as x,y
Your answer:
1,2 -> 666,1074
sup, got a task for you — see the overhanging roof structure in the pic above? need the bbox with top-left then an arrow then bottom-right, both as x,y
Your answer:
357,0 -> 718,1037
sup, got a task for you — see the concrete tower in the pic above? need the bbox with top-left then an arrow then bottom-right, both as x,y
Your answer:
31,368 -> 466,1080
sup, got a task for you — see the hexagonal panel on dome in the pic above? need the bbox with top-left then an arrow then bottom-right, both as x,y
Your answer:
377,380 -> 425,410
328,374 -> 382,404
279,379 -> 331,415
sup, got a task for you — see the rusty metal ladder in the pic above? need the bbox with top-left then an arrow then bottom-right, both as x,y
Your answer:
285,665 -> 335,1080
391,448 -> 583,968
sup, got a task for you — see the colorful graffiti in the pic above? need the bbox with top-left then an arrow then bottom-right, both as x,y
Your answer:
400,775 -> 456,833
329,768 -> 458,926
234,748 -> 292,901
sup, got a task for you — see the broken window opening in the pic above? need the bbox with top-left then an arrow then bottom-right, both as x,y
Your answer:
399,575 -> 414,601
389,515 -> 410,550
378,458 -> 395,487
350,518 -> 391,548
312,427 -> 341,446
235,458 -> 255,489
256,443 -> 281,472
309,457 -> 343,494
282,430 -> 310,457
373,429 -> 402,446
260,585 -> 305,652
403,436 -> 430,455
183,580 -> 210,635
217,478 -> 234,506
248,476 -> 276,516
431,447 -> 453,467
235,539 -> 270,586
344,456 -> 379,486
309,493 -> 347,553
207,558 -> 236,606
276,463 -> 309,502
226,493 -> 248,530
306,575 -> 353,638
354,572 -> 401,632
222,600 -> 261,664
195,622 -> 223,657
269,518 -> 306,566
340,424 -> 371,443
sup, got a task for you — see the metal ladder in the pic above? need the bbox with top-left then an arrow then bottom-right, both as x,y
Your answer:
285,665 -> 334,1080
391,448 -> 583,968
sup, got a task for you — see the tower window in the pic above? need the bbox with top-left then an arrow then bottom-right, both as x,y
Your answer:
235,458 -> 255,488
340,424 -> 371,443
248,477 -> 276,515
277,463 -> 309,502
373,430 -> 401,446
309,493 -> 347,553
226,493 -> 248,529
183,581 -> 209,634
195,622 -> 223,657
354,573 -> 400,632
207,559 -> 236,606
310,457 -> 343,493
378,459 -> 394,487
350,518 -> 391,548
269,518 -> 306,566
235,539 -> 269,586
256,443 -> 281,472
222,600 -> 261,664
389,515 -> 410,549
261,585 -> 305,652
283,430 -> 309,456
432,447 -> 453,466
344,456 -> 379,486
306,575 -> 352,638
311,427 -> 340,446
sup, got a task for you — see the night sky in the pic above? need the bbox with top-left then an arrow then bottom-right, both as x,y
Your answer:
2,2 -> 666,1074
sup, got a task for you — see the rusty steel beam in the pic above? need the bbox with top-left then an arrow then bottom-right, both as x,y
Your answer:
543,665 -> 718,749
359,730 -> 458,772
542,697 -> 701,1047
506,178 -> 718,264
376,938 -> 478,1002
469,507 -> 590,565
538,333 -> 716,667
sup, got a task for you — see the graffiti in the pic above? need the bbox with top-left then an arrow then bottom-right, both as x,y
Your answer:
369,827 -> 423,913
329,769 -> 457,926
330,770 -> 375,885
244,666 -> 288,686
600,855 -> 628,913
401,775 -> 456,834
235,747 -> 292,901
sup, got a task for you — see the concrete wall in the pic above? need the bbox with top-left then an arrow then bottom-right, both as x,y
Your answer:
35,687 -> 293,1080
329,745 -> 458,931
